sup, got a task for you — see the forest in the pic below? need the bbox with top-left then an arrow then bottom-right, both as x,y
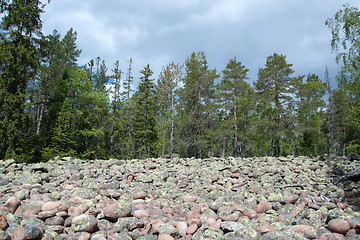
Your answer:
0,1 -> 359,162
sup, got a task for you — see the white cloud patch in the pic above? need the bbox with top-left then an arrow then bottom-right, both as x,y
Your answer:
41,0 -> 360,87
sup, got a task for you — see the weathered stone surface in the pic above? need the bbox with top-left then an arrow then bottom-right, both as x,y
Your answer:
327,218 -> 350,234
0,215 -> 7,231
173,221 -> 187,237
3,198 -> 21,214
260,231 -> 307,240
103,202 -> 132,221
0,156 -> 358,239
71,214 -> 98,233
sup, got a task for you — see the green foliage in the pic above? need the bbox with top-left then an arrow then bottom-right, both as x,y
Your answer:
157,62 -> 183,157
326,4 -> 360,154
132,64 -> 159,158
255,53 -> 301,157
218,57 -> 253,157
1,1 -> 359,161
177,52 -> 218,158
0,0 -> 43,161
42,98 -> 76,160
296,74 -> 326,156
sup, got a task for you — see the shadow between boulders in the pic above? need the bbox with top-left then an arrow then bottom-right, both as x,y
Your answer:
324,155 -> 360,212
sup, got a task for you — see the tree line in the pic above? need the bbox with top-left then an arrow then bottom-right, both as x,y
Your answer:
0,0 -> 359,162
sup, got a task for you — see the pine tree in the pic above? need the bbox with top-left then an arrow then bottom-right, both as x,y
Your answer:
255,53 -> 300,157
218,57 -> 251,157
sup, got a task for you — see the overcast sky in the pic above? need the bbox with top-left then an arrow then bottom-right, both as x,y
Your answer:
42,0 -> 360,87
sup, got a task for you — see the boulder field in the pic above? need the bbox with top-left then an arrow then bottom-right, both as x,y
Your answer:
0,156 -> 359,239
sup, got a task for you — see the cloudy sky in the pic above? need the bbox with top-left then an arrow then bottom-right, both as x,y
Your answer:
42,0 -> 360,87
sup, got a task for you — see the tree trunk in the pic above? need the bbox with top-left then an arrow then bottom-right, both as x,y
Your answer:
233,89 -> 238,157
170,96 -> 174,158
274,90 -> 280,157
221,135 -> 226,158
161,111 -> 166,158
36,99 -> 45,135
195,87 -> 202,158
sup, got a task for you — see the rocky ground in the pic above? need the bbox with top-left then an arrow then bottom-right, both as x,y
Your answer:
0,156 -> 359,239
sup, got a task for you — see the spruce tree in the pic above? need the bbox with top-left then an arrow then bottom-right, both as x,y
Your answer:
132,64 -> 159,158
296,74 -> 326,155
177,52 -> 218,158
0,0 -> 44,160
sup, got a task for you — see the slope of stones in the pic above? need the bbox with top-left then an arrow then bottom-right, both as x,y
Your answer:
0,156 -> 359,239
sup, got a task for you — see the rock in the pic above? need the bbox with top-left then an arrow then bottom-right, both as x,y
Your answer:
185,209 -> 200,223
133,191 -> 146,200
44,216 -> 65,226
186,223 -> 198,235
97,219 -> 113,232
183,195 -> 197,202
113,217 -> 138,232
71,214 -> 98,233
14,189 -> 30,201
90,234 -> 107,240
260,231 -> 307,240
0,215 -> 7,230
318,232 -> 346,240
196,227 -> 225,240
290,225 -> 318,239
3,197 -> 21,214
157,223 -> 177,236
337,202 -> 346,210
158,234 -> 174,240
11,226 -> 28,240
133,209 -> 149,218
136,235 -> 157,240
108,233 -> 132,240
37,210 -> 57,220
73,232 -> 91,240
0,231 -> 10,240
173,221 -> 187,237
282,194 -> 299,204
210,219 -> 222,229
221,213 -> 239,222
12,218 -> 45,240
68,204 -> 89,216
221,221 -> 245,233
327,218 -> 350,234
103,202 -> 132,221
14,202 -> 42,218
41,201 -> 62,212
253,201 -> 272,214
242,209 -> 258,219
259,224 -> 277,234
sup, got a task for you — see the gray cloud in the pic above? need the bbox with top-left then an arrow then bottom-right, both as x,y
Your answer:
42,0 -> 360,87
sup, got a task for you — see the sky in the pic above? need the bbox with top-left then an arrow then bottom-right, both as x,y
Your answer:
41,0 -> 360,88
